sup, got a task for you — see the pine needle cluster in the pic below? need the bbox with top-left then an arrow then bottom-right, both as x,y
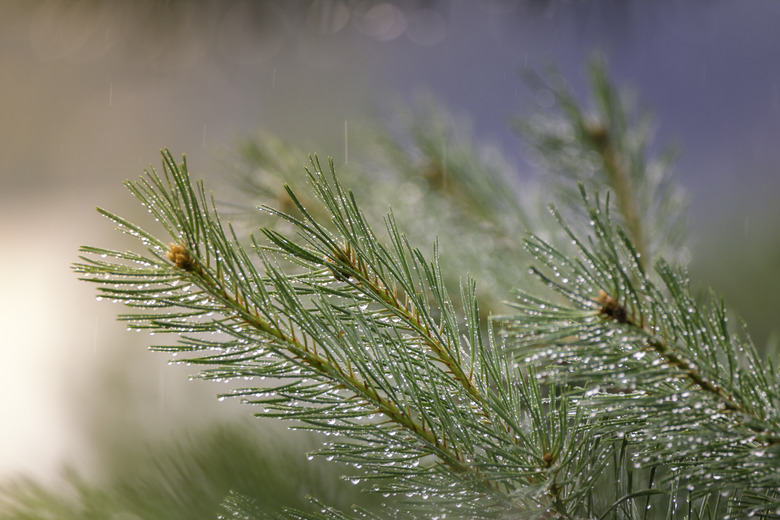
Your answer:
73,60 -> 780,519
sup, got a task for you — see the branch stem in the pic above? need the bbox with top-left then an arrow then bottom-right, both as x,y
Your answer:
598,292 -> 775,443
169,244 -> 510,500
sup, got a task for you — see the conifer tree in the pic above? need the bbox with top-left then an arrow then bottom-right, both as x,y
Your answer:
73,59 -> 780,519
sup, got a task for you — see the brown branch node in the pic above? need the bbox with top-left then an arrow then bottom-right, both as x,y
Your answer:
596,289 -> 629,324
166,242 -> 197,271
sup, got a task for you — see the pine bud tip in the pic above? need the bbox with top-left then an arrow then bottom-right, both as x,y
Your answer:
167,242 -> 196,271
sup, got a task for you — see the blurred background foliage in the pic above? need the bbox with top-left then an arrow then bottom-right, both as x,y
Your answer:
1,421 -> 377,518
1,0 -> 779,517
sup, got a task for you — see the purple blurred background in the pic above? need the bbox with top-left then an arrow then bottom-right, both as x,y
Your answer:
1,0 -> 778,484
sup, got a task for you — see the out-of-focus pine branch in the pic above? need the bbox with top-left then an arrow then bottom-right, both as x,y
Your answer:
516,56 -> 687,266
221,99 -> 538,323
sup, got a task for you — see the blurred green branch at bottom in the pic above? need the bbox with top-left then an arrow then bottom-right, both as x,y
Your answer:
0,422 -> 375,520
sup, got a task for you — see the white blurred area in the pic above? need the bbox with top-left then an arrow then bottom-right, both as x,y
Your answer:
0,193 -> 90,482
2,0 -> 780,486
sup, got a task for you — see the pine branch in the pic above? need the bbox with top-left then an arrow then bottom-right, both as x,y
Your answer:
224,100 -> 535,324
517,55 -> 686,266
501,185 -> 780,514
75,150 -> 613,518
72,63 -> 780,519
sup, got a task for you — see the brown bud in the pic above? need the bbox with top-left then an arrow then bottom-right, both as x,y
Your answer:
596,290 -> 629,324
166,243 -> 196,271
586,123 -> 610,151
542,451 -> 555,467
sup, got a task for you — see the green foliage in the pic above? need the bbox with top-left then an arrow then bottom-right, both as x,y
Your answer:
0,424 -> 371,519
517,57 -> 686,265
502,187 -> 780,514
71,60 -> 780,518
223,97 -> 534,322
